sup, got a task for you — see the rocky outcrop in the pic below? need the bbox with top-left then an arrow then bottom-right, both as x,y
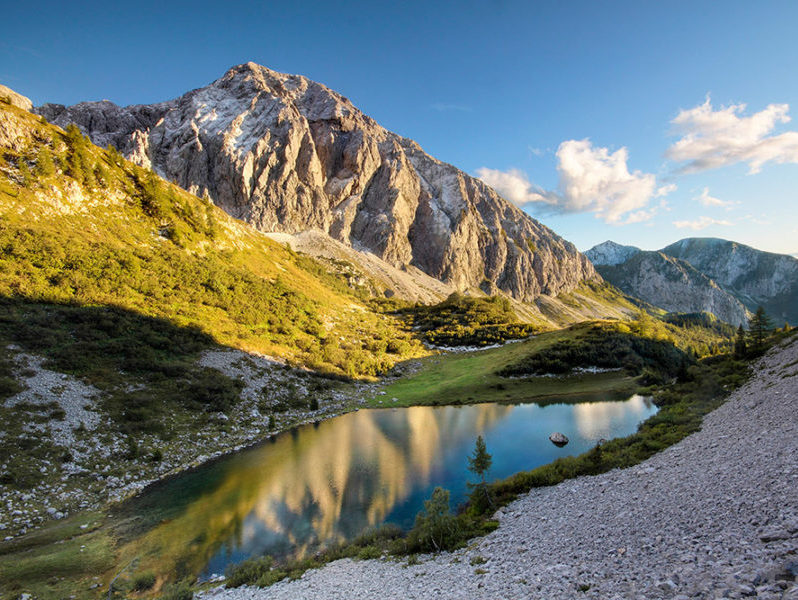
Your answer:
35,62 -> 596,302
594,250 -> 751,326
662,238 -> 798,325
0,84 -> 32,112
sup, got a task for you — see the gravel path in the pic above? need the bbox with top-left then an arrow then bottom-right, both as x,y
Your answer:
200,336 -> 798,600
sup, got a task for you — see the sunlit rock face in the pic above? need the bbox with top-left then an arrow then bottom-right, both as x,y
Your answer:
35,63 -> 597,302
591,250 -> 751,326
661,238 -> 798,325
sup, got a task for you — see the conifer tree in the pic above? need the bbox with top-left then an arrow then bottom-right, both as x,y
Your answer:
467,435 -> 493,510
18,159 -> 32,185
64,123 -> 88,184
749,306 -> 773,350
34,147 -> 55,177
734,324 -> 747,358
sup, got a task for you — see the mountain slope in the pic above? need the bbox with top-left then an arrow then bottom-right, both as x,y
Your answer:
593,251 -> 750,326
35,62 -> 597,302
0,99 -> 423,378
661,238 -> 798,325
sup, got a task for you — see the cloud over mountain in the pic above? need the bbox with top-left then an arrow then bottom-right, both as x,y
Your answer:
478,139 -> 672,225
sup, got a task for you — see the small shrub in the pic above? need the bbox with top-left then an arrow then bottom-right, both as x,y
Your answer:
404,487 -> 464,553
131,571 -> 156,591
225,555 -> 274,587
356,545 -> 381,560
159,581 -> 193,600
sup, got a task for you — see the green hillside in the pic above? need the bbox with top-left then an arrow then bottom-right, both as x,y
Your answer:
0,102 -> 424,379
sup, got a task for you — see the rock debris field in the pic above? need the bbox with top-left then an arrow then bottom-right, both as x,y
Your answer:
200,336 -> 798,600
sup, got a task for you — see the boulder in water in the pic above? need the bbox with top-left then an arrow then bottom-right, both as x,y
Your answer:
549,432 -> 569,447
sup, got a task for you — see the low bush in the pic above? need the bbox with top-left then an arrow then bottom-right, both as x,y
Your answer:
131,571 -> 156,591
499,322 -> 689,379
400,293 -> 535,347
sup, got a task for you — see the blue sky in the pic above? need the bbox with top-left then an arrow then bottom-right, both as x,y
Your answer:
2,0 -> 797,255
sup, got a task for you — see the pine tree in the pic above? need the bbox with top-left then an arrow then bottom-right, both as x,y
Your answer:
733,324 -> 747,358
749,306 -> 773,350
106,144 -> 124,166
18,159 -> 32,185
34,147 -> 56,177
64,124 -> 87,184
467,435 -> 493,510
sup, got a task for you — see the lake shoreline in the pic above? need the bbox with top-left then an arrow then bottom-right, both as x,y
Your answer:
198,338 -> 798,600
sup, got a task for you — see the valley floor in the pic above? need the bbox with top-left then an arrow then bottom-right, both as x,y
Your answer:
200,337 -> 798,600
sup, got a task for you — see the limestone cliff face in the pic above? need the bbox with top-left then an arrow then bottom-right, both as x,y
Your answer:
594,251 -> 751,326
35,62 -> 596,302
585,241 -> 641,266
0,85 -> 33,112
661,238 -> 798,324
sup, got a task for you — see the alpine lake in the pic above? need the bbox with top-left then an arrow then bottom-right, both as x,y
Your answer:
110,391 -> 657,582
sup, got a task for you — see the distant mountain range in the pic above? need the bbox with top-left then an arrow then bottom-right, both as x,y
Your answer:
586,238 -> 798,326
35,62 -> 596,304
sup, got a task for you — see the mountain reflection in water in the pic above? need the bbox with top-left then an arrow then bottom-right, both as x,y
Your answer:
116,395 -> 656,581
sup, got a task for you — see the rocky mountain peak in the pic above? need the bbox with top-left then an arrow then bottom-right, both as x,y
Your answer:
661,237 -> 798,324
35,63 -> 597,302
585,241 -> 641,266
587,236 -> 798,326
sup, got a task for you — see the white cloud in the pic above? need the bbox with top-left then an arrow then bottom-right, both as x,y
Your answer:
672,216 -> 733,230
744,214 -> 772,226
475,168 -> 560,206
667,97 -> 798,174
655,183 -> 677,197
478,139 -> 668,224
695,187 -> 733,208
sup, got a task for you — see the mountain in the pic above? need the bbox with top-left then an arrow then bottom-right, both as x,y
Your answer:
661,238 -> 798,325
584,241 -> 641,266
0,98 -> 423,378
35,62 -> 596,303
588,237 -> 798,326
593,251 -> 750,326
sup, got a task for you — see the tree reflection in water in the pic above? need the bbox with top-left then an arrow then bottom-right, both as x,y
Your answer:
116,397 -> 656,582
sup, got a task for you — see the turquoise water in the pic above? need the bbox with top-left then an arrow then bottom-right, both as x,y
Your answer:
116,395 -> 656,580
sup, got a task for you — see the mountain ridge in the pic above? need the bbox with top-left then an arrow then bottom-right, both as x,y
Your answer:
660,237 -> 798,324
587,237 -> 798,326
35,62 -> 597,303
